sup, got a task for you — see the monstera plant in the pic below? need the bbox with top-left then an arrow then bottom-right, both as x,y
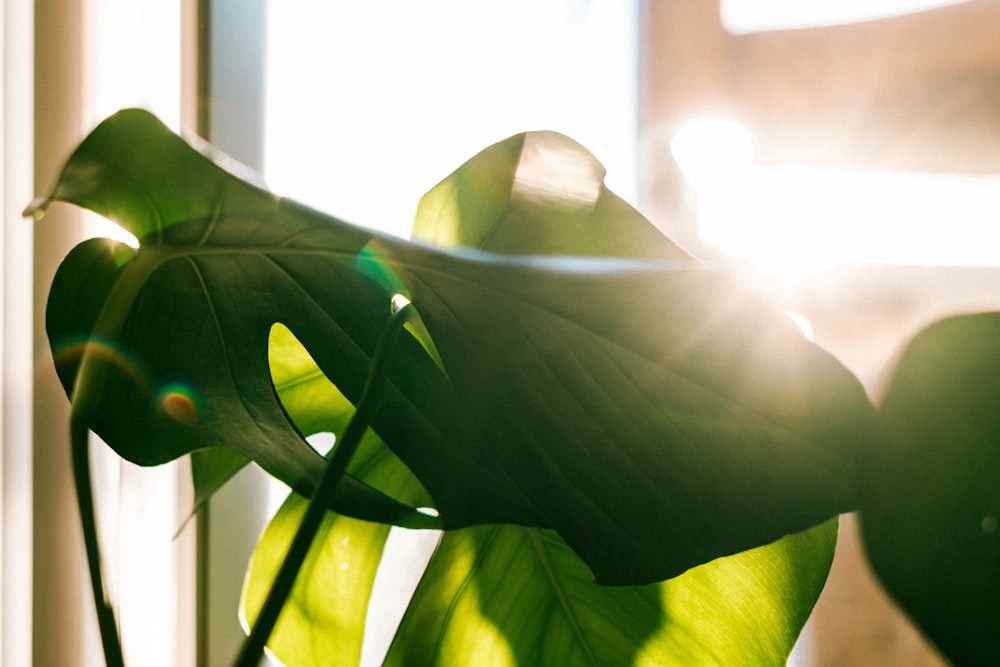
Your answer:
26,109 -> 1000,666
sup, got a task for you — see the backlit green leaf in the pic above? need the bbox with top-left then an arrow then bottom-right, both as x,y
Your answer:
413,130 -> 690,260
384,521 -> 836,666
242,493 -> 391,667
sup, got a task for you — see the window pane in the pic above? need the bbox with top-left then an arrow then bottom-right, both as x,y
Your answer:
723,0 -> 969,33
264,0 -> 639,238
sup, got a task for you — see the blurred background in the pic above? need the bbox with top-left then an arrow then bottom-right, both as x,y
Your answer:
5,0 -> 1000,664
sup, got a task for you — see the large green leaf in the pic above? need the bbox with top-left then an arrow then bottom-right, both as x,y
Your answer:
399,133 -> 872,584
384,521 -> 836,666
34,109 -> 873,585
861,313 -> 1000,665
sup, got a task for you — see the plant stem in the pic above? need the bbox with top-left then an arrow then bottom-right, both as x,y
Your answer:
233,302 -> 414,667
72,418 -> 126,667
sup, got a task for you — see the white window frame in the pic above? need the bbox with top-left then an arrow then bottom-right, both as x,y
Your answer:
4,1 -> 197,665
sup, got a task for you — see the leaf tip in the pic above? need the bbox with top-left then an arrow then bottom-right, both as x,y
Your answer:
22,196 -> 49,221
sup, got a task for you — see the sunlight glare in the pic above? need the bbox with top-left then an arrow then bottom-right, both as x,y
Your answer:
669,118 -> 754,186
671,117 -> 1000,280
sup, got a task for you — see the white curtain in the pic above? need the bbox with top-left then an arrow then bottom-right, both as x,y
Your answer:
3,1 -> 195,664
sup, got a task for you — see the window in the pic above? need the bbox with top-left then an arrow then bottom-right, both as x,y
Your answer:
641,2 -> 1000,664
722,0 -> 969,33
7,1 -> 193,665
11,2 -> 640,664
262,1 -> 640,237
1,2 -> 35,665
11,1 -> 996,665
187,1 -> 642,665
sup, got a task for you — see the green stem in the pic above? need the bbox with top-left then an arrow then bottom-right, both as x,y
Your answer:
233,301 -> 414,667
72,418 -> 126,667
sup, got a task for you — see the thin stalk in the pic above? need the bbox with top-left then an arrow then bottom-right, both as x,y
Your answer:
233,301 -> 414,667
72,418 -> 126,667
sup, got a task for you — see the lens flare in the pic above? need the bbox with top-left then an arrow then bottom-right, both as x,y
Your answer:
158,383 -> 201,425
49,337 -> 151,395
354,240 -> 408,300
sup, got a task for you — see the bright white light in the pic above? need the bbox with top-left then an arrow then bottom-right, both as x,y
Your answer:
670,118 -> 754,186
722,0 -> 969,34
264,0 -> 639,238
671,117 -> 1000,280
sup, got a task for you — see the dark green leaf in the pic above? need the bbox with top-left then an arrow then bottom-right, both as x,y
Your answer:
38,110 -> 438,530
410,128 -> 872,584
35,109 -> 872,584
861,313 -> 1000,665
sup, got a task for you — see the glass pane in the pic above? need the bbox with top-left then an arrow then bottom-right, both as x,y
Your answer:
264,0 -> 639,238
723,0 -> 969,33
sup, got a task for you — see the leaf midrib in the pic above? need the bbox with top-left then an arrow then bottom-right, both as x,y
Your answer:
526,527 -> 599,666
